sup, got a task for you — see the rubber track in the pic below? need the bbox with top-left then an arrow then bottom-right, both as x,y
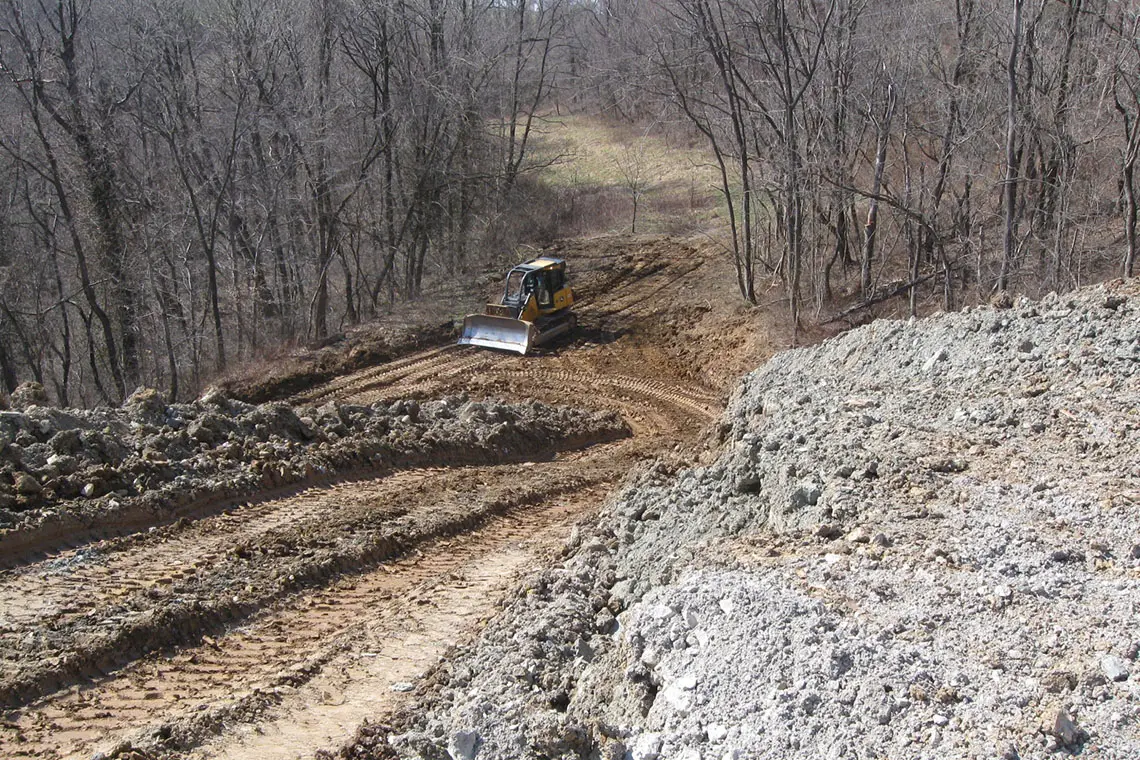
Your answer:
293,345 -> 464,405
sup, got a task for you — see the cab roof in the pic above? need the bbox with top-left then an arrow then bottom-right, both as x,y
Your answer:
514,257 -> 565,272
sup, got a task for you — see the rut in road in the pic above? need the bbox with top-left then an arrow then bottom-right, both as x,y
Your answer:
293,346 -> 470,406
0,468 -> 443,640
185,492 -> 598,760
0,449 -> 623,710
295,344 -> 719,440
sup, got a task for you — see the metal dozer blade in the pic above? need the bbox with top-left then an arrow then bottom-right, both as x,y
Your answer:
458,314 -> 536,354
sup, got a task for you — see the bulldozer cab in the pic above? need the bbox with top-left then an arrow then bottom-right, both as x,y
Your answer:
503,262 -> 564,312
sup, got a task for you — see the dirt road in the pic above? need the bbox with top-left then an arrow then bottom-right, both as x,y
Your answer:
0,235 -> 778,759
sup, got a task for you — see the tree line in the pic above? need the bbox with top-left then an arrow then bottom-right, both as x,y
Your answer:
622,0 -> 1139,324
0,0 -> 562,405
1,0 -> 1138,406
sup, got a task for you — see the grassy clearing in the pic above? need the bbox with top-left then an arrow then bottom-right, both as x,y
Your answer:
525,114 -> 730,237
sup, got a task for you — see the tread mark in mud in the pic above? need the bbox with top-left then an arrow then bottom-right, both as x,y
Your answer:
294,345 -> 463,405
2,479 -> 610,759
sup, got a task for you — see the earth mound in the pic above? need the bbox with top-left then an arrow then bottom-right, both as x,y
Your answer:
0,389 -> 629,562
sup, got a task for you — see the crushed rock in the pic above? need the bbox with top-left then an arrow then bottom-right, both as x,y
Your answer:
383,281 -> 1140,760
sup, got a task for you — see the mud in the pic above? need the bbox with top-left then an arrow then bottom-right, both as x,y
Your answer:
0,393 -> 626,565
4,456 -> 621,759
218,323 -> 458,405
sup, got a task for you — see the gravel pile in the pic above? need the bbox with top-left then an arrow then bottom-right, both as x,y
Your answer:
383,281 -> 1140,760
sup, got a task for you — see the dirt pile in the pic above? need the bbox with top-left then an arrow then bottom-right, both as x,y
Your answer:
377,280 -> 1139,759
0,388 -> 628,562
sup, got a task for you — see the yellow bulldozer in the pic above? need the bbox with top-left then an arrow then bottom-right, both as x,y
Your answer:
458,257 -> 577,354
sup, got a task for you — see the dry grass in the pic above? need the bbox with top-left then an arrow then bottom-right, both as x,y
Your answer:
524,114 -> 729,237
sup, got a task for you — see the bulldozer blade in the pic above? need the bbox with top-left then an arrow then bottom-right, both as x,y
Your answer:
458,314 -> 535,354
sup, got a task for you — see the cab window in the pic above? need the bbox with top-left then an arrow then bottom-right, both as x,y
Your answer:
505,270 -> 526,302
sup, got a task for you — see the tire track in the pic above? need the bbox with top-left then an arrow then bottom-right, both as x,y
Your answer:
583,261 -> 706,321
0,451 -> 620,711
317,344 -> 720,433
0,469 -> 444,639
496,368 -> 718,416
1,468 -> 613,760
293,345 -> 464,405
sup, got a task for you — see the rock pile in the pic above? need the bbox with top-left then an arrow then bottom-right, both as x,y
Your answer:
0,388 -> 628,549
385,281 -> 1140,759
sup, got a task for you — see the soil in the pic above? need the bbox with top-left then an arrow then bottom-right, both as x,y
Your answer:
0,233 -> 786,759
217,322 -> 459,406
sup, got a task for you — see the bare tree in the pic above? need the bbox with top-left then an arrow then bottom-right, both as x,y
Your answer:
862,75 -> 896,298
615,137 -> 653,233
1108,6 -> 1140,277
0,0 -> 1136,406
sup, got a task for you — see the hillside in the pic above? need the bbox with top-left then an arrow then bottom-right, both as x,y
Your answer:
0,234 -> 1136,760
2,3 -> 1140,756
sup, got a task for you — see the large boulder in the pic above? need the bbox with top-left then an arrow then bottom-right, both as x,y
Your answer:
186,413 -> 235,445
123,387 -> 167,424
248,402 -> 309,440
10,382 -> 47,410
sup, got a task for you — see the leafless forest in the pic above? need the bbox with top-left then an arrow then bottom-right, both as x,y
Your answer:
0,0 -> 1137,406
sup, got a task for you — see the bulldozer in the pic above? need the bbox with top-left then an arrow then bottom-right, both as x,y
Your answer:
458,257 -> 576,354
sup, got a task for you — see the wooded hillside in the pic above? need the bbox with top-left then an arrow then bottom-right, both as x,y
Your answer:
1,0 -> 1137,406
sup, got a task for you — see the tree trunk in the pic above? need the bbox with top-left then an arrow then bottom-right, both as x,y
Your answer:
1124,159 -> 1137,277
999,0 -> 1025,292
863,82 -> 896,298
